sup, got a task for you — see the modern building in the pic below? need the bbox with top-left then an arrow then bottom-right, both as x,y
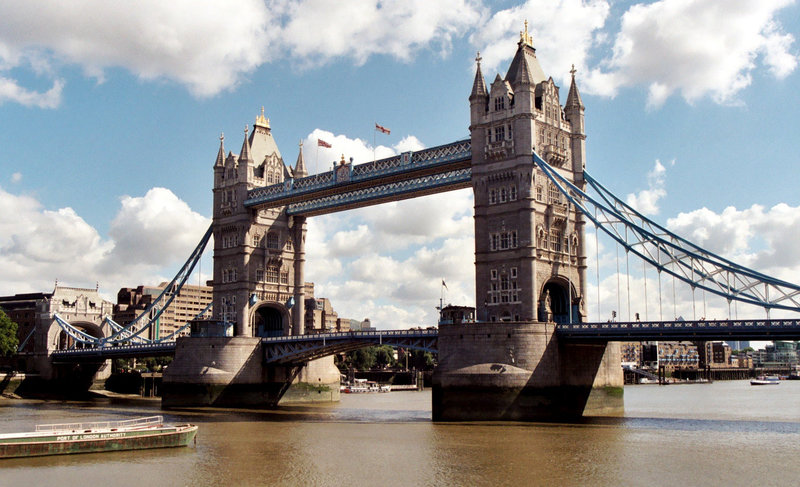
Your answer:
113,282 -> 213,341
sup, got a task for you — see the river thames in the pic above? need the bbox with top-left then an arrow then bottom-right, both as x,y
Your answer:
2,380 -> 799,486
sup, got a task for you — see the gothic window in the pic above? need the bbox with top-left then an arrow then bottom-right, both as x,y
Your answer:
500,188 -> 507,203
280,271 -> 289,284
266,266 -> 279,283
267,232 -> 279,250
490,234 -> 499,251
489,189 -> 497,205
494,97 -> 505,111
511,231 -> 518,248
285,238 -> 293,251
501,275 -> 509,291
536,185 -> 543,201
548,184 -> 560,204
550,229 -> 562,252
511,267 -> 517,278
509,185 -> 517,201
490,269 -> 498,280
500,233 -> 509,249
494,125 -> 505,142
255,268 -> 264,282
508,124 -> 513,139
253,234 -> 261,248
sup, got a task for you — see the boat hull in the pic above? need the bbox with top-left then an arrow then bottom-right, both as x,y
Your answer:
0,425 -> 197,459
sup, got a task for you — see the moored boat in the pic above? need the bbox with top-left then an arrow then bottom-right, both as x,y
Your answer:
0,416 -> 197,459
750,376 -> 780,385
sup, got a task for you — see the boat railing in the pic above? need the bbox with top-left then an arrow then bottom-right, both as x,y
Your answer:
36,415 -> 164,433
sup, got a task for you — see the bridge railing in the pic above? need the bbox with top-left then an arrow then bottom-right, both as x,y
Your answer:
261,329 -> 438,343
557,319 -> 800,340
245,139 -> 470,207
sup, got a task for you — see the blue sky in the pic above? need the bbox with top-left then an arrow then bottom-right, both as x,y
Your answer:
1,0 -> 799,330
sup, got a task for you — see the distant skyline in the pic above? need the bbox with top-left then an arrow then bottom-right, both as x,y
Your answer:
1,1 -> 799,329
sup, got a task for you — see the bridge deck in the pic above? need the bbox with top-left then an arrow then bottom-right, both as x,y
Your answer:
49,319 -> 800,363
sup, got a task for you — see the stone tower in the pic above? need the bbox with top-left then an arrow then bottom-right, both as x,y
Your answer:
212,109 -> 307,337
433,25 -> 622,421
469,23 -> 588,325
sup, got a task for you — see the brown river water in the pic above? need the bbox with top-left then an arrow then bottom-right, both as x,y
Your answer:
2,381 -> 800,486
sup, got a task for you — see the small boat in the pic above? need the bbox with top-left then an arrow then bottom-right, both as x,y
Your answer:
0,416 -> 197,459
750,376 -> 781,386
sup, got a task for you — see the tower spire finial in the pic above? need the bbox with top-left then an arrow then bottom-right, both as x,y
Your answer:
475,51 -> 482,66
570,64 -> 576,78
519,19 -> 533,46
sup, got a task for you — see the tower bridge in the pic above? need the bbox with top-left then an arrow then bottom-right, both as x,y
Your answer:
36,24 -> 800,419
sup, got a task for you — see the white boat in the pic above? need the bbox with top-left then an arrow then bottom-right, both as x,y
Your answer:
750,376 -> 780,385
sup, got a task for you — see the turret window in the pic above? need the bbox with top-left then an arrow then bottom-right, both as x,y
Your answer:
267,232 -> 279,250
494,125 -> 505,142
494,97 -> 505,111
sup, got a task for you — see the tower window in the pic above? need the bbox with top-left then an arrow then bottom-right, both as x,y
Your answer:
500,188 -> 507,203
267,232 -> 279,250
489,189 -> 497,205
494,125 -> 505,142
494,97 -> 505,111
509,185 -> 517,201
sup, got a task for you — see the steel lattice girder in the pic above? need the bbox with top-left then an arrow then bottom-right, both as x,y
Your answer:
245,139 -> 471,210
535,155 -> 800,312
262,331 -> 438,364
557,319 -> 800,341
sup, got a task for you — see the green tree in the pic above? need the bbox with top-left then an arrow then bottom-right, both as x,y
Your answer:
0,308 -> 19,357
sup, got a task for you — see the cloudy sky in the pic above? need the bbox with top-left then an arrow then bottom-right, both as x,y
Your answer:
1,0 -> 799,330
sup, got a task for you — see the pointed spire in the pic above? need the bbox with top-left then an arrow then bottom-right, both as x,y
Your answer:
294,140 -> 308,178
566,64 -> 584,110
470,51 -> 488,101
506,20 -> 545,87
239,125 -> 252,163
215,132 -> 225,167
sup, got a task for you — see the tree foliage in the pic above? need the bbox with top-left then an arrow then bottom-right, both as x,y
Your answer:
0,308 -> 19,357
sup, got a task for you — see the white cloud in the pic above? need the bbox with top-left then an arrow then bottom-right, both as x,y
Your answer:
625,159 -> 668,215
0,186 -> 210,298
603,0 -> 798,107
471,0 -> 611,91
282,0 -> 484,66
0,76 -> 62,108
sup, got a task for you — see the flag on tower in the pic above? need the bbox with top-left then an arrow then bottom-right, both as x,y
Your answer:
317,139 -> 332,148
375,123 -> 390,135
442,279 -> 448,290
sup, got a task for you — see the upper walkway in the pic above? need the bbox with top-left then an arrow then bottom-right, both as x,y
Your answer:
244,139 -> 472,216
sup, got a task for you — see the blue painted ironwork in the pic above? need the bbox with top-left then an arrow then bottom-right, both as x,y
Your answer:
557,319 -> 800,341
244,139 -> 471,213
51,225 -> 213,347
50,341 -> 177,363
535,154 -> 800,313
262,329 -> 438,364
285,168 -> 472,216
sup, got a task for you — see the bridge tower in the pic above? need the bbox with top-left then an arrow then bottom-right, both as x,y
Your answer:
210,110 -> 306,338
433,24 -> 622,420
163,110 -> 339,408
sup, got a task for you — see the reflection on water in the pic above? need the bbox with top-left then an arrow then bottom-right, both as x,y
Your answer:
2,381 -> 800,486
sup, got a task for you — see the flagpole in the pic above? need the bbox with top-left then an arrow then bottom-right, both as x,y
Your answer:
373,121 -> 376,163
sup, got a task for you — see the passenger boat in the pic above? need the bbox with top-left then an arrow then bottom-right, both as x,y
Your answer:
0,416 -> 197,459
750,376 -> 781,386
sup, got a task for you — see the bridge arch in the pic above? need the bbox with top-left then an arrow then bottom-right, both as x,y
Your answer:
47,320 -> 105,351
251,302 -> 291,337
539,278 -> 579,324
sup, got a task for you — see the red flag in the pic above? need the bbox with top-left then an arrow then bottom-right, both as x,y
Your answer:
375,123 -> 390,135
317,139 -> 332,148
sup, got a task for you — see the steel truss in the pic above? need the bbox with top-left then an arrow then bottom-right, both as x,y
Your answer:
52,225 -> 214,347
262,330 -> 438,364
536,155 -> 800,313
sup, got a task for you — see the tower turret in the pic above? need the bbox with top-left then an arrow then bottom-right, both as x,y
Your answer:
564,65 -> 586,179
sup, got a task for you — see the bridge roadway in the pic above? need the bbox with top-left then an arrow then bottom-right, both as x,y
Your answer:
49,319 -> 800,363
